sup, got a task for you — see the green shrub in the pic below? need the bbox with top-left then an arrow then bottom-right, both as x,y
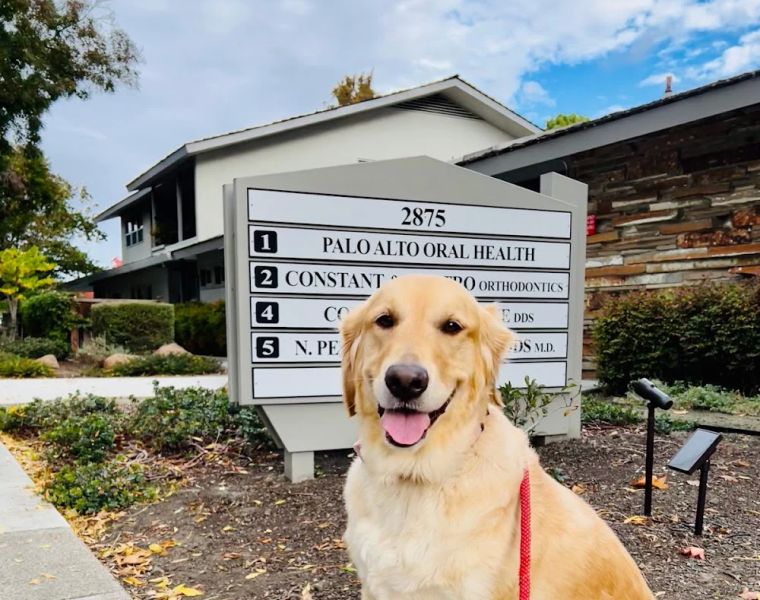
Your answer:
76,335 -> 129,365
174,301 -> 226,356
43,413 -> 118,463
0,352 -> 53,378
0,394 -> 118,434
19,291 -> 80,342
110,353 -> 220,376
45,460 -> 154,514
231,405 -> 275,449
129,385 -> 233,452
654,414 -> 696,435
581,397 -> 641,426
91,302 -> 174,353
594,283 -> 760,394
1,337 -> 69,360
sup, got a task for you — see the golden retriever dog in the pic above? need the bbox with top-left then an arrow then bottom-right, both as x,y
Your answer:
340,274 -> 654,600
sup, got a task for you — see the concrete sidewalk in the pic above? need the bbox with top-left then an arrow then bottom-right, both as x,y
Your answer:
0,442 -> 130,600
0,374 -> 228,406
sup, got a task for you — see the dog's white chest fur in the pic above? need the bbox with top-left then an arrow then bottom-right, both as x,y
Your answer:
344,460 -> 513,600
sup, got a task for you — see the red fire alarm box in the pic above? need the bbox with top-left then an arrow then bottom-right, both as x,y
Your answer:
586,215 -> 596,236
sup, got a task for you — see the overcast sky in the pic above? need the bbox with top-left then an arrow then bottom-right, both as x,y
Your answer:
40,0 -> 760,270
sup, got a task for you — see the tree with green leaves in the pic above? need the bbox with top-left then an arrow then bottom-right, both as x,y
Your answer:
0,0 -> 139,146
332,72 -> 376,106
545,113 -> 590,130
0,247 -> 56,339
0,0 -> 140,277
1,146 -> 103,277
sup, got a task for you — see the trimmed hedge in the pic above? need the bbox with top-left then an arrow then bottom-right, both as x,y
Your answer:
594,282 -> 760,394
91,302 -> 174,353
1,337 -> 69,360
19,291 -> 78,342
174,301 -> 226,356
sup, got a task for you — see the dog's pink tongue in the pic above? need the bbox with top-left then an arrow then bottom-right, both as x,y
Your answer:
380,410 -> 431,446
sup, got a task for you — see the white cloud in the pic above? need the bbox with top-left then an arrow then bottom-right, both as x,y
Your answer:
692,29 -> 760,78
639,71 -> 678,86
518,80 -> 555,107
595,104 -> 628,118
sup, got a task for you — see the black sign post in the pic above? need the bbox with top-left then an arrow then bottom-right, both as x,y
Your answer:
667,428 -> 723,535
631,378 -> 673,516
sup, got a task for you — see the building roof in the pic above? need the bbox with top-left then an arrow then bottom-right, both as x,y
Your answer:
126,75 -> 538,192
459,69 -> 760,177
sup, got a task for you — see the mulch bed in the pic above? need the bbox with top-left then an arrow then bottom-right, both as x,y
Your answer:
96,426 -> 760,599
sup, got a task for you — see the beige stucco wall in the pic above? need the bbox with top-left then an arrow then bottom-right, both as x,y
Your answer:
193,107 -> 512,240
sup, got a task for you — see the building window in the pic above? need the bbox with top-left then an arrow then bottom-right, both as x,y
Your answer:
200,268 -> 212,286
214,266 -> 224,285
125,217 -> 144,247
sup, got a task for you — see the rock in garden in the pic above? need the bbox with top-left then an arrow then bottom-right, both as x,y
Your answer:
154,342 -> 190,356
103,353 -> 135,369
35,354 -> 60,369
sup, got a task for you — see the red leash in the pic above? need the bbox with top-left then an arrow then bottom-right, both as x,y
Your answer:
519,468 -> 531,600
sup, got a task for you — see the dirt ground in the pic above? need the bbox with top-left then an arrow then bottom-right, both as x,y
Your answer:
96,426 -> 760,600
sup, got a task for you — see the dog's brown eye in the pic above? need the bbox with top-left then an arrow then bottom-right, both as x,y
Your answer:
441,320 -> 463,335
375,313 -> 395,329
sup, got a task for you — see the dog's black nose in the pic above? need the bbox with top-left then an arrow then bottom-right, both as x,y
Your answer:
385,364 -> 429,401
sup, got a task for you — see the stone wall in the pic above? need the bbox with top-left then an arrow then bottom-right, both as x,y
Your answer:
566,104 -> 760,377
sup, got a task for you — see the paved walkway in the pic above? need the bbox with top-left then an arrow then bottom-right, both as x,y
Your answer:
0,443 -> 130,600
0,375 -> 228,406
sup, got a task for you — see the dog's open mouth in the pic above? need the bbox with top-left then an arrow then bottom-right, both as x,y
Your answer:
377,388 -> 456,447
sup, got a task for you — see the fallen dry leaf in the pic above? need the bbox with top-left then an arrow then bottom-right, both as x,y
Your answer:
624,515 -> 650,526
631,475 -> 668,490
172,583 -> 204,597
680,546 -> 705,560
571,483 -> 587,495
301,582 -> 314,600
245,568 -> 266,580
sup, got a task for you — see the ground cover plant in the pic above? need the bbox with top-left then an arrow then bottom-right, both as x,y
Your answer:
109,353 -> 221,376
1,385 -> 757,598
0,386 -> 267,516
0,351 -> 54,378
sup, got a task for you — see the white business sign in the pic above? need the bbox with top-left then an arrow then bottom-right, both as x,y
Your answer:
251,361 -> 568,399
248,189 -> 571,239
250,297 -> 569,330
249,226 -> 570,269
250,262 -> 569,298
250,332 -> 568,364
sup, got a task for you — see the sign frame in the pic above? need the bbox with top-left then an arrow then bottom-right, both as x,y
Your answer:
225,157 -> 587,478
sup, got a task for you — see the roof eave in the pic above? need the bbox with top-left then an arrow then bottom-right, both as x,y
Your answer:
95,187 -> 151,222
463,70 -> 760,176
126,76 -> 537,190
127,146 -> 189,191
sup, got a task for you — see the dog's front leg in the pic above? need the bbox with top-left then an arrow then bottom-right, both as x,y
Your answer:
361,588 -> 377,600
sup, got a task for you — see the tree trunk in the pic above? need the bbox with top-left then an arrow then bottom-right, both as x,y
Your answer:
7,298 -> 17,341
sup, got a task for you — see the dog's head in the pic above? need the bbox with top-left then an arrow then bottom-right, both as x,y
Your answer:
340,274 -> 514,480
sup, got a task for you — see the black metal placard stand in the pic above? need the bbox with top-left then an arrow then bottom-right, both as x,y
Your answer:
668,428 -> 723,535
631,378 -> 673,516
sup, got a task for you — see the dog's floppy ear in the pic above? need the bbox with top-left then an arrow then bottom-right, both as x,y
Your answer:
339,303 -> 367,417
479,304 -> 515,406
